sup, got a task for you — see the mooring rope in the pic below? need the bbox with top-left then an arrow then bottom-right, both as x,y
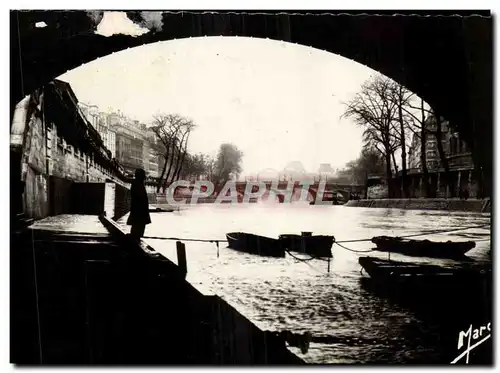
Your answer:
144,235 -> 227,243
389,223 -> 491,239
334,241 -> 375,253
285,249 -> 322,262
334,223 -> 491,243
331,223 -> 491,254
142,223 -> 490,246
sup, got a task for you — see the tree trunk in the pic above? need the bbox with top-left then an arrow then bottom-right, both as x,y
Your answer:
174,134 -> 191,181
384,149 -> 392,198
164,154 -> 176,188
467,132 -> 486,199
420,128 -> 430,197
175,150 -> 188,181
420,100 -> 430,197
160,141 -> 173,190
398,101 -> 408,197
164,141 -> 179,187
170,144 -> 182,182
160,124 -> 183,188
434,114 -> 453,197
364,171 -> 369,199
167,130 -> 189,184
171,153 -> 180,182
390,151 -> 399,197
391,151 -> 398,175
156,155 -> 168,193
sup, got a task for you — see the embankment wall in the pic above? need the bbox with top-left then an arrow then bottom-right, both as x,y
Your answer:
345,198 -> 491,213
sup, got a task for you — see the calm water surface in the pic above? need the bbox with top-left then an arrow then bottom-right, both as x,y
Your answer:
119,203 -> 491,364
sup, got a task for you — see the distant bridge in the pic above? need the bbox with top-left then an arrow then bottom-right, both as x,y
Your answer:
151,180 -> 365,203
233,181 -> 365,202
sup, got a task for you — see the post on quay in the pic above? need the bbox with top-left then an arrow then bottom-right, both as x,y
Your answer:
176,241 -> 187,278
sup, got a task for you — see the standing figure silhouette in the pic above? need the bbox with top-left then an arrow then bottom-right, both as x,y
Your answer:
127,168 -> 151,240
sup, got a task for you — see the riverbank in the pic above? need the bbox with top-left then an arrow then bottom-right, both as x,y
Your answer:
345,198 -> 491,213
141,204 -> 491,363
11,214 -> 304,364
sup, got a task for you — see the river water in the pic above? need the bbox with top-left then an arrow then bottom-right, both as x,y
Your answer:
118,203 -> 491,364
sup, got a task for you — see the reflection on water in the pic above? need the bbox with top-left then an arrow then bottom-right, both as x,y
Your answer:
118,204 -> 491,364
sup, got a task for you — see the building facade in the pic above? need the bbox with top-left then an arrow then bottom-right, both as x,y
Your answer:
407,115 -> 473,173
107,130 -> 116,159
78,104 -> 162,178
110,114 -> 161,177
96,111 -> 116,158
406,114 -> 477,198
115,132 -> 144,175
143,128 -> 161,178
11,80 -> 129,219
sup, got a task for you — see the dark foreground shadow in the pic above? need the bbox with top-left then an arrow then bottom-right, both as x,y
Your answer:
359,268 -> 492,365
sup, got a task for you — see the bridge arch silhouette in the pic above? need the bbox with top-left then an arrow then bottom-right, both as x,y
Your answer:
11,11 -> 492,193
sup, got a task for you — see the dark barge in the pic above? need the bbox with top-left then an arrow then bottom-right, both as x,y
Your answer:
226,232 -> 285,258
279,233 -> 334,258
371,236 -> 476,259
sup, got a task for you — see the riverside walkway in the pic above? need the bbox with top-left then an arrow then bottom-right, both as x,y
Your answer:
11,213 -> 305,365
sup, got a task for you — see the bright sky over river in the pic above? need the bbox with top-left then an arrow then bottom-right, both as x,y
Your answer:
59,35 -> 377,175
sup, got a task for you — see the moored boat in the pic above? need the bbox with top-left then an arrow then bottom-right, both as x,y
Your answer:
371,236 -> 475,259
358,256 -> 490,288
226,232 -> 285,258
279,233 -> 334,258
149,206 -> 175,213
359,256 -> 455,280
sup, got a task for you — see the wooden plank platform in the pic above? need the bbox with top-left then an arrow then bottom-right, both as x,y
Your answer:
29,214 -> 110,235
12,213 -> 305,364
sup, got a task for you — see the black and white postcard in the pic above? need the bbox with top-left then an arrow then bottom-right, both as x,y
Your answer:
9,9 -> 493,365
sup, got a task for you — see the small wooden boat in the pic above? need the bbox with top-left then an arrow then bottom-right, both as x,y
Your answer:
226,232 -> 285,258
359,256 -> 490,287
358,257 -> 491,297
359,256 -> 454,280
279,233 -> 334,258
371,236 -> 475,259
149,206 -> 175,213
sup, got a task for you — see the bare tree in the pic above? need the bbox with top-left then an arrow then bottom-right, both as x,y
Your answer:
399,98 -> 432,196
389,82 -> 416,197
401,101 -> 454,197
173,122 -> 195,181
151,115 -> 180,192
433,113 -> 454,196
342,75 -> 400,196
418,99 -> 431,196
164,118 -> 195,189
151,114 -> 195,192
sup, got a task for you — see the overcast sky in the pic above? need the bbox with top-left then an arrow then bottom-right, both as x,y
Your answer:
59,30 -> 378,175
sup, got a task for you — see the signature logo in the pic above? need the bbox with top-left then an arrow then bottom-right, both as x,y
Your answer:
451,322 -> 491,364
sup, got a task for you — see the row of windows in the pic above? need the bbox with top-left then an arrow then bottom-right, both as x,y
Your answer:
449,137 -> 469,155
426,150 -> 438,158
411,138 -> 469,158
